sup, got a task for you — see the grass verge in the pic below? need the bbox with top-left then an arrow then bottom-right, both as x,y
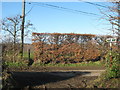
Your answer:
87,70 -> 120,88
5,60 -> 104,68
32,61 -> 104,67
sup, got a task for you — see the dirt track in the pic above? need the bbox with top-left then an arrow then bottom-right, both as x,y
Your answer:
9,66 -> 105,88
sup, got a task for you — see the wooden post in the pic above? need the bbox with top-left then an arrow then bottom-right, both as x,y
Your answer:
28,49 -> 30,61
28,48 -> 34,66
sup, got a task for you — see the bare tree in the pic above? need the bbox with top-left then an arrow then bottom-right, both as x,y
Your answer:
99,1 -> 120,51
1,14 -> 33,61
108,2 -> 120,51
108,2 -> 120,36
2,15 -> 21,45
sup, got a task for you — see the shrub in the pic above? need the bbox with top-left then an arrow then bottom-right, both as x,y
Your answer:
105,51 -> 120,80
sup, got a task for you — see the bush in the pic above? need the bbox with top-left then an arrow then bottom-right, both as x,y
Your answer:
2,60 -> 17,89
105,51 -> 120,80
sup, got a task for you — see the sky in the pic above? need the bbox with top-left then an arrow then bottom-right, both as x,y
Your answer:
1,1 -> 114,43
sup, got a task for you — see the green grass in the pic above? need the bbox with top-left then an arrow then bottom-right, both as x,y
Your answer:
4,52 -> 34,67
32,61 -> 103,67
5,61 -> 27,67
5,60 -> 103,68
23,52 -> 34,60
87,74 -> 120,88
5,61 -> 103,69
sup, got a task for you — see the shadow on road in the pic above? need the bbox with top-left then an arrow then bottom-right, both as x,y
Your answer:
11,71 -> 91,87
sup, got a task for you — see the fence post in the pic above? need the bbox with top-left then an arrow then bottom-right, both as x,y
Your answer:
28,49 -> 30,61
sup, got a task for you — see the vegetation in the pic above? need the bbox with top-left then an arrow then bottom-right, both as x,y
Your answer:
105,51 -> 120,80
4,59 -> 103,68
32,61 -> 103,67
87,50 -> 120,88
87,75 -> 119,88
22,52 -> 34,60
1,1 -> 120,89
1,15 -> 34,61
32,33 -> 115,64
87,1 -> 120,89
2,32 -> 119,89
2,60 -> 17,89
5,60 -> 28,67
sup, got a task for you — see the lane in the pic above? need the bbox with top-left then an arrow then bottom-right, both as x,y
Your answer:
8,69 -> 105,88
45,70 -> 105,76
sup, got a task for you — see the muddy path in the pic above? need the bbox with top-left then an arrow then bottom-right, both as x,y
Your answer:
9,66 -> 105,89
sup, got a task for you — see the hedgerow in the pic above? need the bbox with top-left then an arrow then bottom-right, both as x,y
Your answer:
32,33 -> 114,64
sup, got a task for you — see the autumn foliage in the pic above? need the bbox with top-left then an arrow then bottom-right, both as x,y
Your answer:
32,32 -> 112,64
